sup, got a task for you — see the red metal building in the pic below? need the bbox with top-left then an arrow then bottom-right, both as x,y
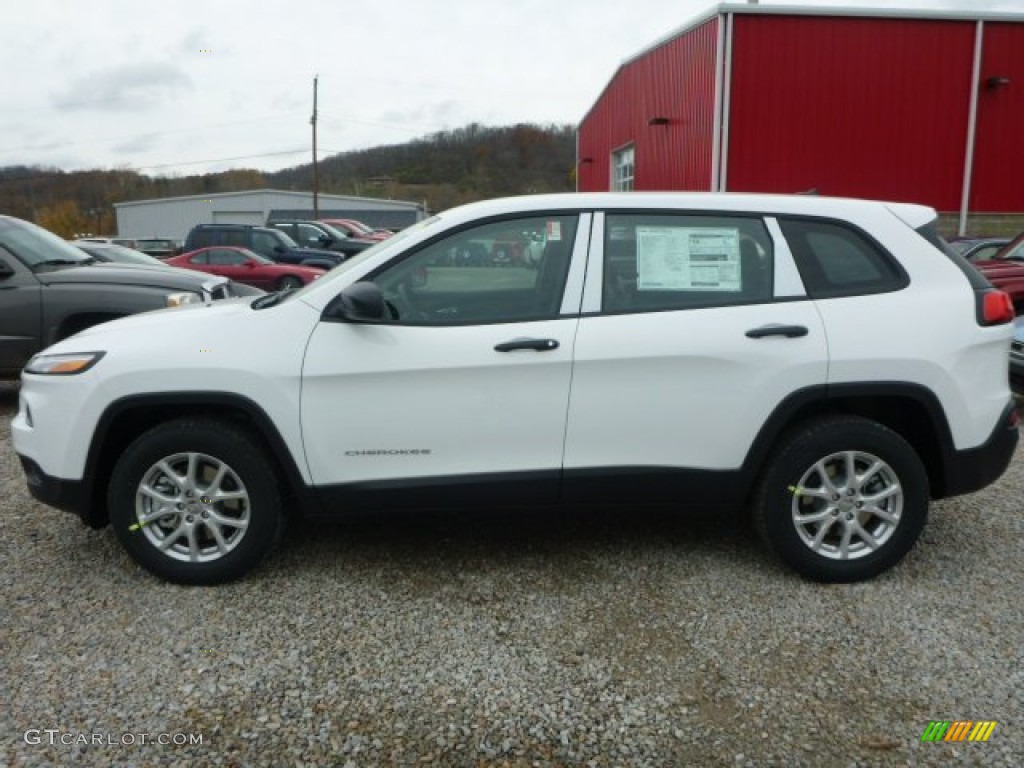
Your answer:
577,4 -> 1024,234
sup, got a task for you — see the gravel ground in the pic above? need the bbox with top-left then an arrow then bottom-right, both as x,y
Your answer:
2,380 -> 1021,767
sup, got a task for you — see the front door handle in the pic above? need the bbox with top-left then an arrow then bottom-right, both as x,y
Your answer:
494,338 -> 560,352
745,324 -> 809,339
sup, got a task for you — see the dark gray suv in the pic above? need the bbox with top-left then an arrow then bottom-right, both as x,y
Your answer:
0,215 -> 260,378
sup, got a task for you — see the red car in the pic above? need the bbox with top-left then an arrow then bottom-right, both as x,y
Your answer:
167,247 -> 325,291
318,218 -> 392,241
975,233 -> 1024,313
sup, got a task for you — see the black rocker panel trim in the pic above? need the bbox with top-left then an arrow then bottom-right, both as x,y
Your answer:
312,470 -> 560,516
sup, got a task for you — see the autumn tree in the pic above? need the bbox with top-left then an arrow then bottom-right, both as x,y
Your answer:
36,200 -> 93,238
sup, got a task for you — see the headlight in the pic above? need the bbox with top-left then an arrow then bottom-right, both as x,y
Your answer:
166,291 -> 202,307
24,351 -> 106,375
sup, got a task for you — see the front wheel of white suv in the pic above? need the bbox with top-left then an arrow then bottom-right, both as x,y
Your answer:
753,416 -> 929,582
109,419 -> 283,585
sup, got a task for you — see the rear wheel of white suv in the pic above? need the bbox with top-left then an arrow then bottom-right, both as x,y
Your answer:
754,416 -> 929,582
109,419 -> 282,585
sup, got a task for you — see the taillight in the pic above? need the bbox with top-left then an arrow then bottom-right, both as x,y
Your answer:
977,289 -> 1015,326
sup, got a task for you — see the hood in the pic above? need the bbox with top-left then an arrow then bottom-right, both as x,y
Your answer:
66,295 -> 257,341
35,262 -> 221,290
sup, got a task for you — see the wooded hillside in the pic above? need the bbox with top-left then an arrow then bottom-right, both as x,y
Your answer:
0,123 -> 576,237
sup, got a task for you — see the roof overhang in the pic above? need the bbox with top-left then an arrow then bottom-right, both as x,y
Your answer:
579,2 -> 1024,129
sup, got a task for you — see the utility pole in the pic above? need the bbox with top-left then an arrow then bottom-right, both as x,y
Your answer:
311,74 -> 319,219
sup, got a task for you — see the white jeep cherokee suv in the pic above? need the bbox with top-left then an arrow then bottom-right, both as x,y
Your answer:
13,193 -> 1019,584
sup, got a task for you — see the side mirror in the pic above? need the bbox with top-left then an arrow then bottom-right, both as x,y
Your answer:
319,235 -> 333,246
0,259 -> 14,278
324,281 -> 387,323
245,261 -> 257,268
274,245 -> 285,254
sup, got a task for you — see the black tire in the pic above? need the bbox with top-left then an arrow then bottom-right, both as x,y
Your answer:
753,415 -> 928,583
109,419 -> 283,585
277,275 -> 304,291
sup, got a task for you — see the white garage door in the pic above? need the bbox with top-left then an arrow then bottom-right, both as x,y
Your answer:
212,211 -> 263,225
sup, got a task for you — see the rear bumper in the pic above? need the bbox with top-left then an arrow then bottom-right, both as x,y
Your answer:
940,399 -> 1019,498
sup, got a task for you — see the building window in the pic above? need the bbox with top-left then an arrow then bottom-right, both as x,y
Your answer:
611,145 -> 635,191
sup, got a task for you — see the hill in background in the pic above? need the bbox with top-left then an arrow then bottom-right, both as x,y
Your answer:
0,123 -> 576,237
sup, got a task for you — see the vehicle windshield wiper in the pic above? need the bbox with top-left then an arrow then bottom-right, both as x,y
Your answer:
33,259 -> 87,268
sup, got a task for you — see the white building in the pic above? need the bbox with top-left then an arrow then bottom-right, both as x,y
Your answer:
114,189 -> 426,239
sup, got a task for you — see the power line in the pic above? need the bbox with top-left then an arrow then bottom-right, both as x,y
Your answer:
0,114 -> 303,155
136,149 -> 309,171
0,149 -> 311,185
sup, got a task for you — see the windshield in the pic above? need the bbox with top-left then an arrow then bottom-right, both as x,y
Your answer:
346,220 -> 374,234
0,217 -> 93,266
268,229 -> 299,248
999,239 -> 1024,261
317,222 -> 350,241
76,243 -> 164,265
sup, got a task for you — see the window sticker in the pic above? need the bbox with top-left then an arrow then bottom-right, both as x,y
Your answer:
636,227 -> 741,291
546,220 -> 562,241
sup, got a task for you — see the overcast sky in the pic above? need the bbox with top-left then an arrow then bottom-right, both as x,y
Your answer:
2,0 -> 1018,177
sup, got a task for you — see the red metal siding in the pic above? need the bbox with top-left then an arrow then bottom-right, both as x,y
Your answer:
727,15 -> 975,211
971,22 -> 1024,213
577,18 -> 718,192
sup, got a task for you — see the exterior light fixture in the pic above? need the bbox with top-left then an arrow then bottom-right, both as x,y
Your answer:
985,76 -> 1010,89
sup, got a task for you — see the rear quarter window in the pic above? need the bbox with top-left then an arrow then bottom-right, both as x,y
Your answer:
779,218 -> 907,299
190,230 -> 216,249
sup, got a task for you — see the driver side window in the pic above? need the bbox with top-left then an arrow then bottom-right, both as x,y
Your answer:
371,215 -> 578,325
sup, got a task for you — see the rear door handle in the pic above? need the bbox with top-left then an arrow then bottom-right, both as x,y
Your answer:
745,324 -> 809,339
494,338 -> 560,352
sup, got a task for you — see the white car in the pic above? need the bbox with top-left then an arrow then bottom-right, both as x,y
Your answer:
13,193 -> 1019,584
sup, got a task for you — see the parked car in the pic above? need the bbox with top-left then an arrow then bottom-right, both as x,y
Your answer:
947,236 -> 1010,262
1011,318 -> 1024,395
133,237 -> 183,259
993,231 -> 1024,261
167,247 -> 325,291
0,215 -> 261,378
183,224 -> 343,269
964,233 -> 1024,313
72,240 -> 171,267
75,236 -> 138,248
268,220 -> 377,257
318,218 -> 392,241
12,193 -> 1018,586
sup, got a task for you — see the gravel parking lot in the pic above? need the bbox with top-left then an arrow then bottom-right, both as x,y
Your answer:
2,380 -> 1021,767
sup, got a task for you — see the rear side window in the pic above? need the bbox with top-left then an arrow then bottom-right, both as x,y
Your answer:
603,213 -> 773,313
224,230 -> 249,248
190,230 -> 216,249
779,219 -> 906,298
